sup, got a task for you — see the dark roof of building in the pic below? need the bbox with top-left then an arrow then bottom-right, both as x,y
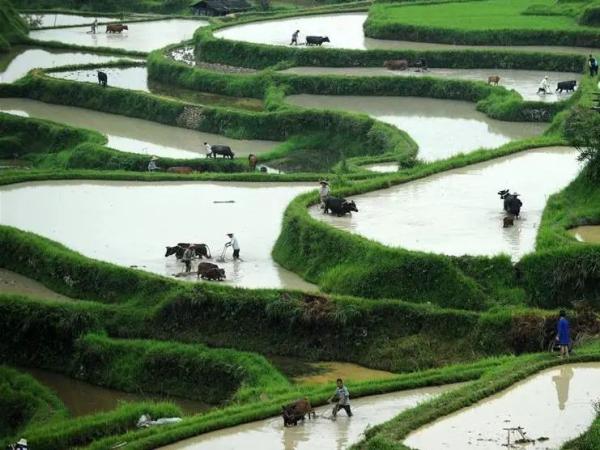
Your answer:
190,0 -> 251,12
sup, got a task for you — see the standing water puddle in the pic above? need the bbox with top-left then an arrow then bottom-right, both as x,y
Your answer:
282,67 -> 581,103
309,147 -> 581,260
0,268 -> 72,301
286,94 -> 546,161
0,180 -> 315,290
30,19 -> 207,52
21,13 -> 119,28
158,384 -> 457,450
214,12 -> 600,54
0,46 -> 138,83
20,366 -> 209,416
0,98 -> 278,159
405,363 -> 600,450
569,225 -> 600,244
362,162 -> 399,173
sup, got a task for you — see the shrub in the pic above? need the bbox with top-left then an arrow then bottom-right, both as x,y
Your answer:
579,5 -> 600,25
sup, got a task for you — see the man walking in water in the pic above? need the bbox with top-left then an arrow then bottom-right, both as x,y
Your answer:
290,30 -> 300,45
225,233 -> 240,260
328,378 -> 352,419
537,75 -> 551,94
204,142 -> 212,158
182,245 -> 195,273
319,180 -> 330,209
556,310 -> 571,359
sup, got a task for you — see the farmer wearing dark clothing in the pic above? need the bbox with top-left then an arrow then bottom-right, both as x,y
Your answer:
182,246 -> 194,273
589,54 -> 598,76
556,310 -> 571,359
328,378 -> 352,419
290,30 -> 300,45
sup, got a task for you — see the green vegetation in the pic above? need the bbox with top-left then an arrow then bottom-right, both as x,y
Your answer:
562,409 -> 600,449
12,0 -> 192,15
0,0 -> 28,52
365,0 -> 600,46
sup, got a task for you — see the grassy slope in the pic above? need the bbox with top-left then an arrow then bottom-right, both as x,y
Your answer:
0,0 -> 28,51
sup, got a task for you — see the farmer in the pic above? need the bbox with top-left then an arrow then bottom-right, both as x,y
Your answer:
537,76 -> 551,95
225,233 -> 240,260
589,54 -> 599,76
147,156 -> 159,172
290,29 -> 300,45
91,18 -> 98,34
328,378 -> 352,419
556,309 -> 571,359
182,245 -> 195,273
319,180 -> 330,209
204,142 -> 212,158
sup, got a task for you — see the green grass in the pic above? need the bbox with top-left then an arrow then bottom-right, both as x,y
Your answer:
0,0 -> 28,52
562,410 -> 600,449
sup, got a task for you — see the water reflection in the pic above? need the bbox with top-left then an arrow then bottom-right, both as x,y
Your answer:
552,366 -> 574,410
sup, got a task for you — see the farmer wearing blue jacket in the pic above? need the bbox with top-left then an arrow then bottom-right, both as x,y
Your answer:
556,310 -> 571,359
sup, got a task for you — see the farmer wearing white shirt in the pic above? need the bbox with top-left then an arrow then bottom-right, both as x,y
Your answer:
328,378 -> 352,419
225,233 -> 240,259
319,180 -> 330,209
537,76 -> 550,94
204,142 -> 212,158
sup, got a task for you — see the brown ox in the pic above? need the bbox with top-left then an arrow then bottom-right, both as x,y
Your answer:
106,24 -> 128,33
488,75 -> 501,85
384,59 -> 408,71
167,166 -> 193,174
282,398 -> 316,427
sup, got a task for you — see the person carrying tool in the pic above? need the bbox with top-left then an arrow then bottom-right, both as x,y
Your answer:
225,233 -> 240,260
181,245 -> 195,272
290,29 -> 300,45
537,75 -> 551,95
328,378 -> 352,419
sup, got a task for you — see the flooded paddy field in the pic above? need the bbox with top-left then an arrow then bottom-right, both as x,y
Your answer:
0,268 -> 72,301
20,366 -> 209,416
159,384 -> 458,450
569,225 -> 600,244
21,13 -> 118,28
287,94 -> 546,161
282,67 -> 582,103
362,162 -> 399,173
214,12 -> 600,54
405,363 -> 600,450
30,19 -> 207,52
48,66 -> 265,110
0,46 -> 137,84
309,147 -> 581,260
0,180 -> 316,290
0,98 -> 277,159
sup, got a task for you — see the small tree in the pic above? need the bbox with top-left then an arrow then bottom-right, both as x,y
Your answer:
565,107 -> 600,180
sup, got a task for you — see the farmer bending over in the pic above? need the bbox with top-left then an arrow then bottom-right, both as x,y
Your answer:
290,30 -> 300,45
225,233 -> 240,259
328,378 -> 352,419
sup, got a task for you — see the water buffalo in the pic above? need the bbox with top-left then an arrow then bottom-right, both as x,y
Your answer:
305,36 -> 330,46
106,24 -> 128,33
97,71 -> 107,87
165,243 -> 211,259
200,267 -> 226,281
498,189 -> 523,218
384,59 -> 408,71
488,75 -> 500,85
324,197 -> 358,216
197,262 -> 219,279
556,80 -> 577,93
167,166 -> 193,174
282,398 -> 315,427
209,145 -> 235,159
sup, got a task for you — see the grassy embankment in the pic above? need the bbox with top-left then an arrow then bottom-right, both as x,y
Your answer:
0,0 -> 28,52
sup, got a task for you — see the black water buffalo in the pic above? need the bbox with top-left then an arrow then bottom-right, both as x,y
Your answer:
209,145 -> 235,159
323,197 -> 358,216
556,80 -> 577,93
498,189 -> 523,217
306,36 -> 330,46
197,262 -> 219,279
200,267 -> 226,281
97,71 -> 107,87
282,398 -> 315,427
165,243 -> 211,259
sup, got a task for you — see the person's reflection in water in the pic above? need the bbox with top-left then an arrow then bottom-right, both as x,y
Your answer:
552,366 -> 574,410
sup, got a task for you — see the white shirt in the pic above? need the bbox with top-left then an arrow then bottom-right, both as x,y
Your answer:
539,78 -> 550,90
230,235 -> 240,250
205,144 -> 212,156
320,185 -> 330,198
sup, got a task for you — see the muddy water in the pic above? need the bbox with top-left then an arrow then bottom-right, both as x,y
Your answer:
287,94 -> 546,161
21,13 -> 117,28
363,162 -> 398,173
0,46 -> 136,84
0,268 -> 72,301
569,225 -> 600,243
30,19 -> 207,52
295,362 -> 396,385
0,180 -> 316,290
21,366 -> 209,417
309,147 -> 581,260
159,384 -> 457,450
50,65 -> 150,91
282,67 -> 582,103
405,363 -> 600,450
0,98 -> 277,159
214,13 -> 599,54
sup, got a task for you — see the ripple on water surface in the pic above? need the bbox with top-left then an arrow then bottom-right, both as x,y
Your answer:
309,147 -> 582,260
405,363 -> 600,450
